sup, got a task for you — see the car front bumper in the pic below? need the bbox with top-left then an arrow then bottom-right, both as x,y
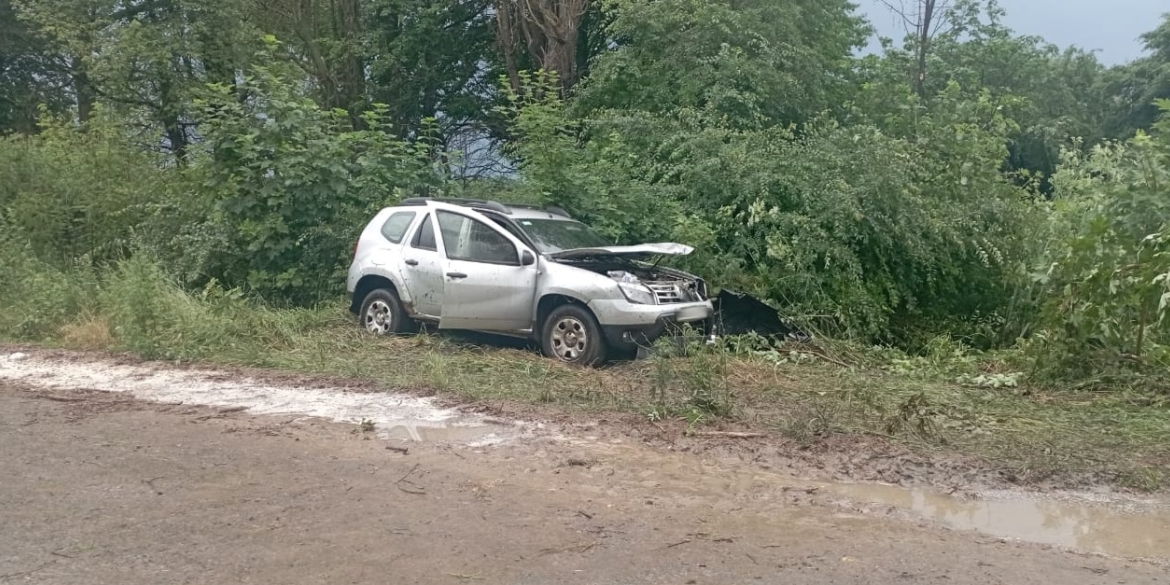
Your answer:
588,299 -> 714,351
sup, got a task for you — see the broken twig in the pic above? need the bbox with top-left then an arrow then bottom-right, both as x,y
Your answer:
395,463 -> 426,495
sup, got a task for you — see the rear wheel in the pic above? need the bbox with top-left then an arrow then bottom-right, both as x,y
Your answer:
541,305 -> 608,366
359,288 -> 413,335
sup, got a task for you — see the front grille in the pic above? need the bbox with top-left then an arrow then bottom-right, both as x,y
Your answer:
647,281 -> 699,304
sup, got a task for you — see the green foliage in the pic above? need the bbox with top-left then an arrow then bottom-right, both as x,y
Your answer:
0,112 -> 175,264
96,253 -> 327,359
856,0 -> 1111,187
577,0 -> 870,129
0,235 -> 95,339
4,0 -> 1170,399
364,0 -> 500,140
507,71 -> 1034,340
0,0 -> 71,133
15,0 -> 261,158
1030,105 -> 1170,384
1099,15 -> 1170,140
187,52 -> 439,303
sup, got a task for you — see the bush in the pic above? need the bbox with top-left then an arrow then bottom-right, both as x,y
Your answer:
1029,103 -> 1170,384
0,235 -> 96,339
506,81 -> 1036,343
187,55 -> 441,304
0,113 -> 176,266
97,253 -> 331,360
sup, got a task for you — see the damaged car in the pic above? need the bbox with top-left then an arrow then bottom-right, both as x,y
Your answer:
347,197 -> 714,365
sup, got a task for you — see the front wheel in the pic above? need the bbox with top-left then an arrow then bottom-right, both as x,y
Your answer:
359,288 -> 414,335
541,305 -> 608,366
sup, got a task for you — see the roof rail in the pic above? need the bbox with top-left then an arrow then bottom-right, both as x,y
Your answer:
490,202 -> 573,219
399,197 -> 512,215
396,197 -> 574,219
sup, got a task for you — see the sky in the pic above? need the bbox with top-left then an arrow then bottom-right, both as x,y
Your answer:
855,0 -> 1168,65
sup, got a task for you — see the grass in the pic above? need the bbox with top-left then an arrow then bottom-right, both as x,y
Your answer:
1,250 -> 1167,491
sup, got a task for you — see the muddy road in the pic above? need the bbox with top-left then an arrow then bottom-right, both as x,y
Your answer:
1,352 -> 1168,584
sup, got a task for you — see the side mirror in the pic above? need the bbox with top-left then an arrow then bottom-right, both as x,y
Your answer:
521,250 -> 536,266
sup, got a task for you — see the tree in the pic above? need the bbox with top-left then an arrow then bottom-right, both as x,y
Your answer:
1100,14 -> 1170,139
249,0 -> 367,119
0,0 -> 71,133
875,0 -> 963,97
575,0 -> 869,130
857,0 -> 1111,189
189,54 -> 440,302
365,0 -> 503,167
493,0 -> 591,94
14,0 -> 260,161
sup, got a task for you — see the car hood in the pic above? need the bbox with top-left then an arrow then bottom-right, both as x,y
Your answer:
548,243 -> 695,260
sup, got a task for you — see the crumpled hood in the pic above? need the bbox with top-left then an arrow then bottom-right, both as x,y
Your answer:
548,243 -> 694,260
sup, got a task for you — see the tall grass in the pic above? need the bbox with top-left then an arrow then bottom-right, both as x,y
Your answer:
1,236 -> 1166,490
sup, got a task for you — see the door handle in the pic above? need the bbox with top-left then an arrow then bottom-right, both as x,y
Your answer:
404,259 -> 419,266
446,272 -> 468,279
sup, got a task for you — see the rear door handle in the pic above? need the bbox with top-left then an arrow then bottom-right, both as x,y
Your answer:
446,272 -> 468,279
404,259 -> 419,266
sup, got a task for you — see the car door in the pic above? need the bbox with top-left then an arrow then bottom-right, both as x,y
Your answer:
433,209 -> 538,332
398,213 -> 445,318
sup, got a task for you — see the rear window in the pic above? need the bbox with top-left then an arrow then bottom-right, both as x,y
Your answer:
380,212 -> 416,244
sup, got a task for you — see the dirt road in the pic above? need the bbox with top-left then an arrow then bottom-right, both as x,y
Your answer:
1,354 -> 1168,584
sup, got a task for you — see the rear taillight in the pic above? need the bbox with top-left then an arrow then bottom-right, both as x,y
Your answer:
354,238 -> 361,257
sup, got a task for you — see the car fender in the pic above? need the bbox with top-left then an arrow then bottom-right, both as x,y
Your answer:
354,264 -> 414,307
534,261 -> 624,322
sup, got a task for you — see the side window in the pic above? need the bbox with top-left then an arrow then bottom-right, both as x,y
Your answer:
380,212 -> 416,244
436,210 -> 518,265
411,213 -> 437,251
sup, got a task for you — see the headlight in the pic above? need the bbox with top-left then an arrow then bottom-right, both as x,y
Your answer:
618,282 -> 657,305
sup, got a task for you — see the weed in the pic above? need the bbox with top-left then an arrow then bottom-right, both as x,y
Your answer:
1118,468 -> 1166,493
60,314 -> 113,349
884,392 -> 940,439
423,352 -> 452,392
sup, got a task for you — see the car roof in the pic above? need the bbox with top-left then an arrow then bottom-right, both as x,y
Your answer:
394,197 -> 576,221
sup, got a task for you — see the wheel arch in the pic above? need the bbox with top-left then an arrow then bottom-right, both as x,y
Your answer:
536,293 -> 597,331
350,274 -> 402,314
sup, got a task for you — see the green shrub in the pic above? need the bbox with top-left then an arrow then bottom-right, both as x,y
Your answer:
189,55 -> 441,305
0,113 -> 176,266
1030,103 -> 1170,385
0,235 -> 96,339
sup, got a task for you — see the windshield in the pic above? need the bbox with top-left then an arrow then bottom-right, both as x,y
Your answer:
515,218 -> 611,254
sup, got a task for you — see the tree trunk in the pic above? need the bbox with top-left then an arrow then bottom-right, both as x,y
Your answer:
158,75 -> 188,165
333,0 -> 365,125
494,0 -> 589,95
72,57 -> 95,124
913,0 -> 935,97
493,0 -> 524,94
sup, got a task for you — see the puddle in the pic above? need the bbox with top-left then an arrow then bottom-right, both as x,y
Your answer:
380,421 -> 505,445
825,482 -> 1170,560
0,353 -> 515,446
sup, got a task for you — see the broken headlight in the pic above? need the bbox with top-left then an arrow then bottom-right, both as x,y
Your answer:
618,282 -> 656,305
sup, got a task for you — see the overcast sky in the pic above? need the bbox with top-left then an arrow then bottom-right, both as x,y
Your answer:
856,0 -> 1168,65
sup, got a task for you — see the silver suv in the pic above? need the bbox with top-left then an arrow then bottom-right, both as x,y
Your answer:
347,198 -> 714,364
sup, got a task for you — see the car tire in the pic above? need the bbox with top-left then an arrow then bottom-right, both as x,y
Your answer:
359,288 -> 413,335
542,304 -> 608,366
